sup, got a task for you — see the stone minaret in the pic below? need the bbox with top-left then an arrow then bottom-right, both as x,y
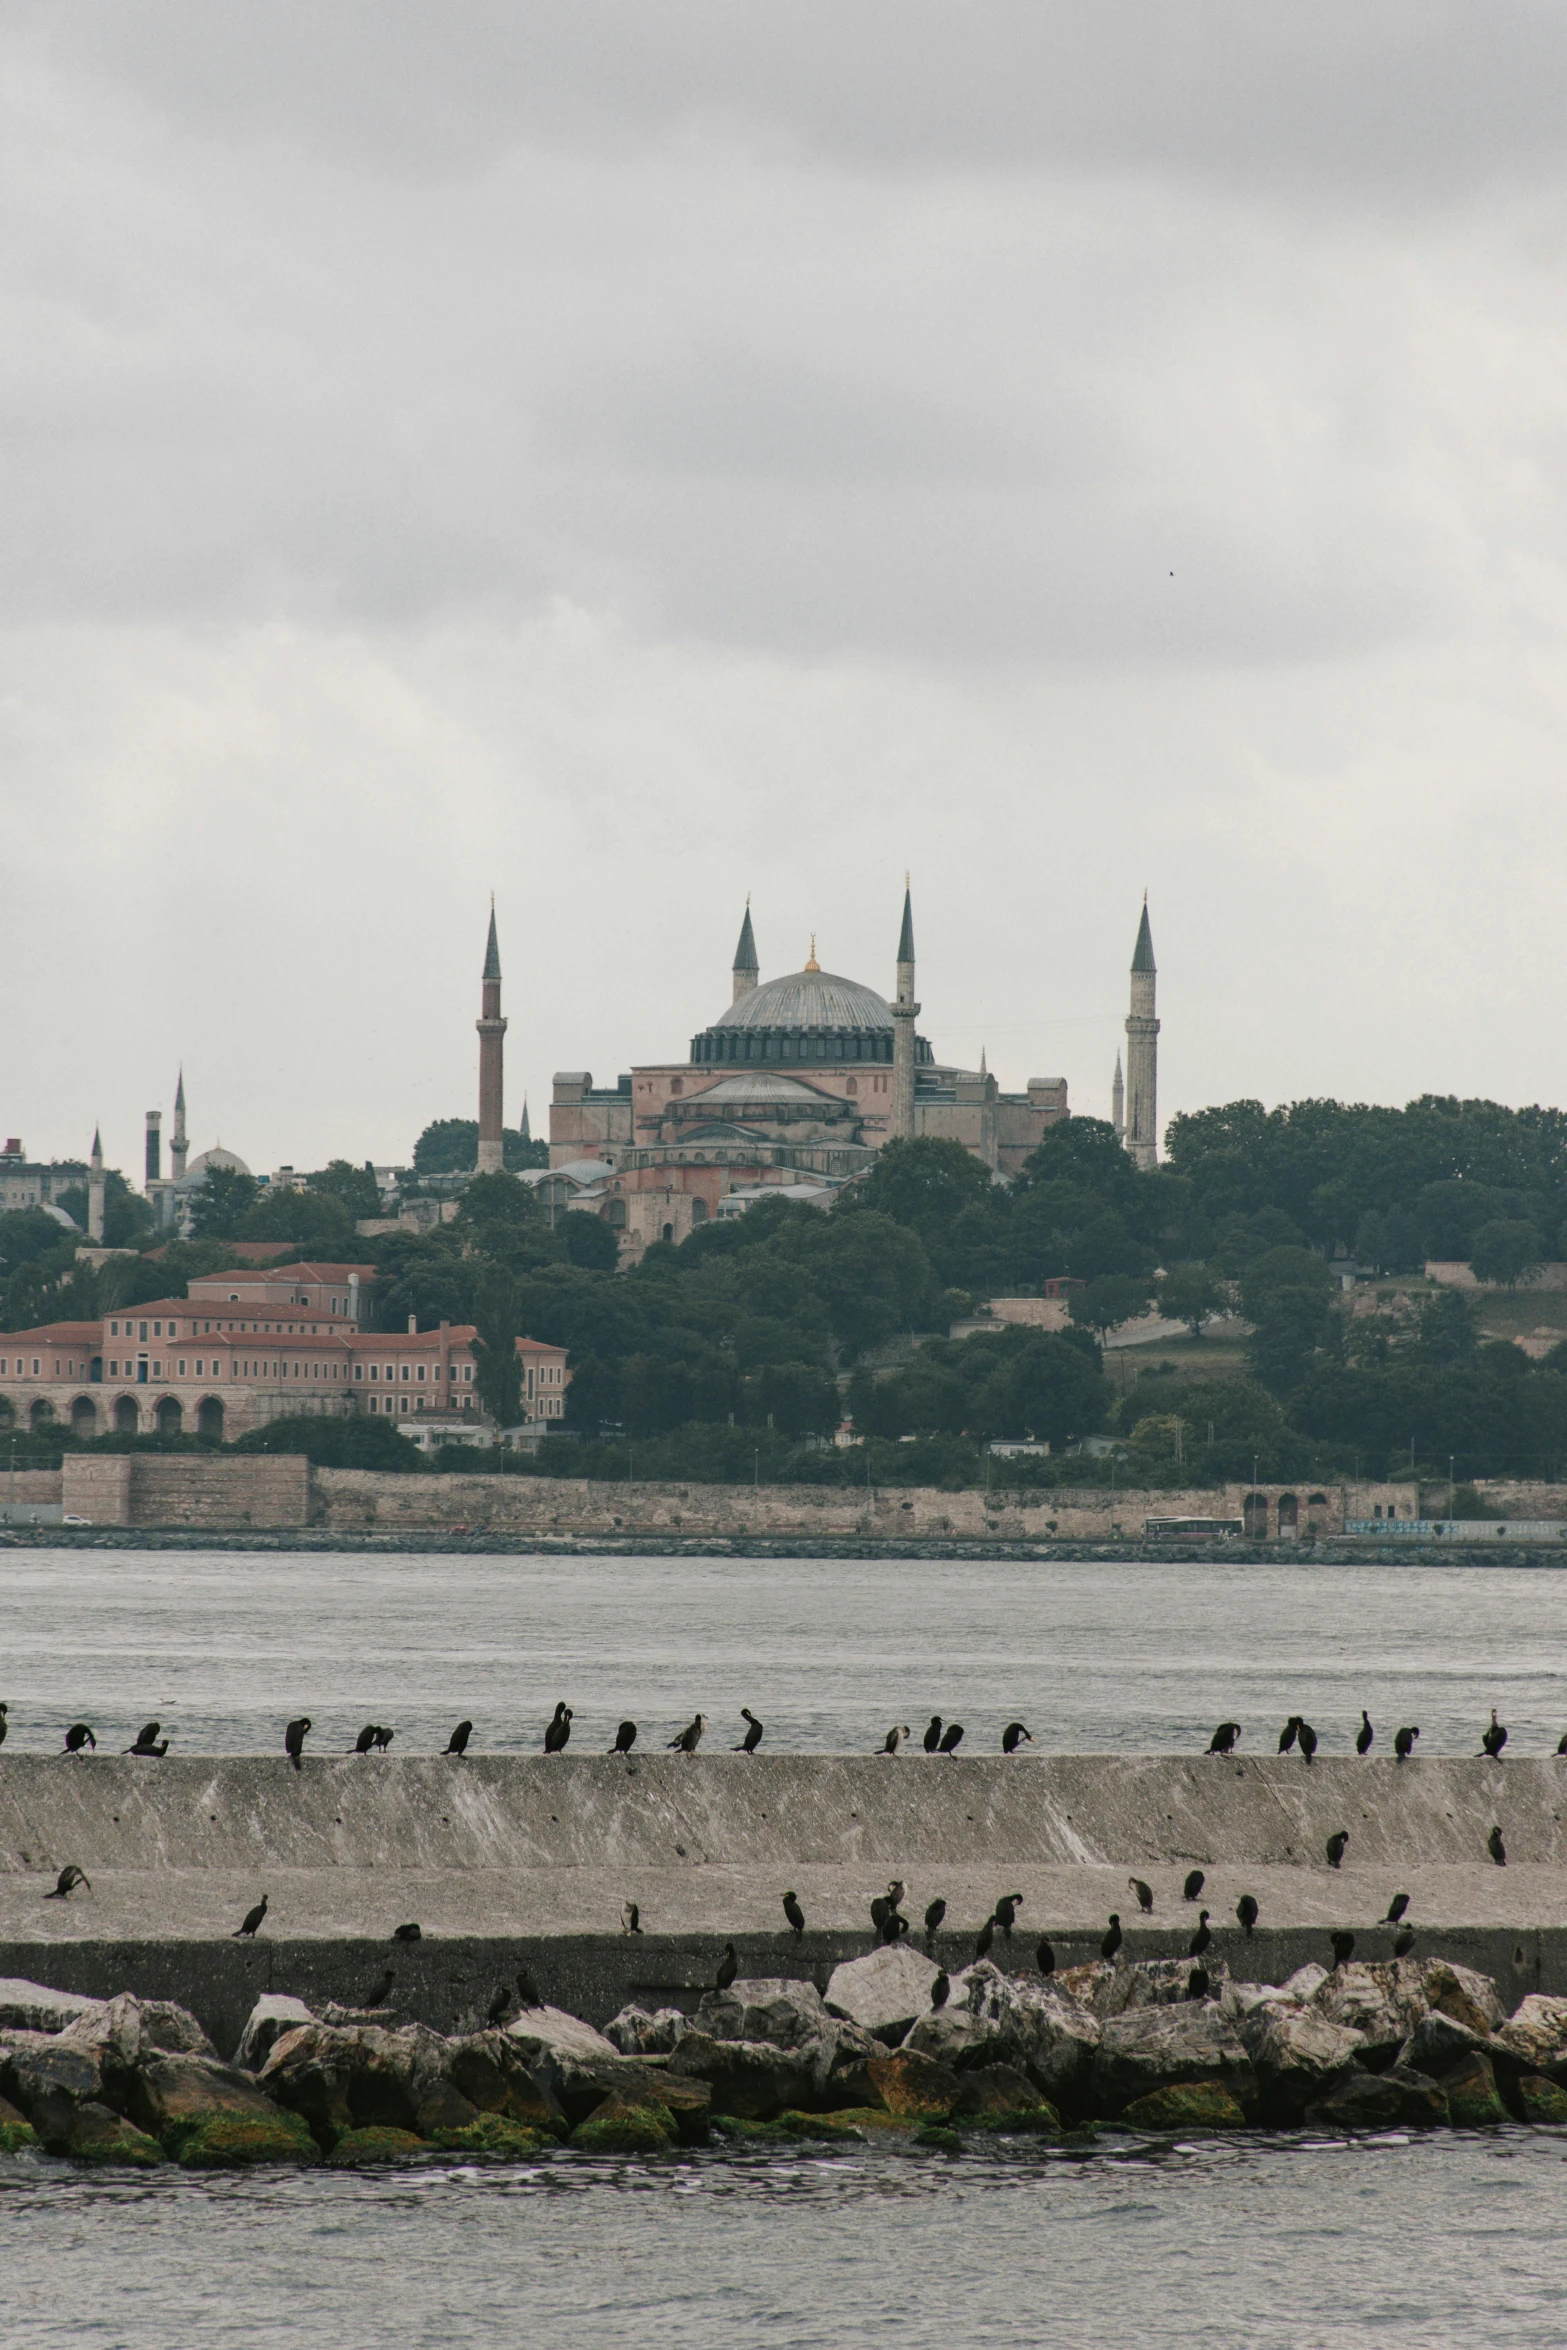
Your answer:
891,882 -> 919,1142
732,900 -> 759,1002
475,901 -> 507,1175
170,1068 -> 188,1181
1111,1051 -> 1125,1144
144,1110 -> 161,1186
1124,899 -> 1159,1171
87,1127 -> 105,1243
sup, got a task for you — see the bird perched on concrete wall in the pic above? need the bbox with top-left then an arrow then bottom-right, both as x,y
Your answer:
1183,1869 -> 1206,1901
1035,1938 -> 1055,1976
61,1722 -> 95,1754
362,1968 -> 396,2008
1325,1831 -> 1350,1869
445,1720 -> 473,1756
992,1893 -> 1024,1937
1278,1717 -> 1300,1753
1207,1722 -> 1240,1755
1001,1722 -> 1034,1753
923,1898 -> 946,1951
487,1983 -> 512,2026
126,1721 -> 168,1756
234,1895 -> 269,1937
0,1702 -> 8,1747
1384,1892 -> 1410,1924
1296,1721 -> 1318,1765
669,1714 -> 706,1755
622,1902 -> 642,1935
45,1865 -> 89,1898
1100,1913 -> 1123,1962
1392,1926 -> 1416,1957
353,1725 -> 378,1754
974,1915 -> 996,1960
284,1718 -> 311,1770
878,1725 -> 910,1754
1488,1825 -> 1507,1866
1129,1877 -> 1154,1914
1481,1709 -> 1508,1760
922,1716 -> 943,1753
392,1922 -> 422,1943
1329,1931 -> 1355,1969
1236,1893 -> 1259,1935
1394,1725 -> 1420,1761
782,1891 -> 805,1938
609,1721 -> 637,1754
714,1943 -> 738,1991
1188,1910 -> 1211,1956
544,1703 -> 572,1754
1357,1711 -> 1375,1755
371,1726 -> 393,1752
938,1722 -> 965,1756
733,1708 -> 764,1753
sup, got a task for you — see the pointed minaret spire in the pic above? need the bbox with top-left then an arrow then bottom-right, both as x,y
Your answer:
1124,899 -> 1159,1169
519,1093 -> 532,1144
170,1066 -> 189,1180
891,877 -> 919,1141
897,877 -> 915,968
483,894 -> 502,983
732,897 -> 759,1002
1132,893 -> 1156,977
476,899 -> 507,1174
979,1045 -> 988,1077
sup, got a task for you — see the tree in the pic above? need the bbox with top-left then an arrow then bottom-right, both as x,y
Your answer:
1068,1274 -> 1152,1345
470,1266 -> 524,1425
561,1213 -> 620,1272
239,1187 -> 355,1246
1469,1219 -> 1544,1291
413,1119 -> 547,1175
1239,1246 -> 1334,1396
308,1160 -> 382,1219
970,1328 -> 1109,1446
850,1137 -> 996,1235
1415,1288 -> 1478,1367
1156,1262 -> 1228,1337
189,1165 -> 261,1238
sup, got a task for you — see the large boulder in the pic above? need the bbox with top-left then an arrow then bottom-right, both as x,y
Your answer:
61,2102 -> 165,2165
864,2049 -> 964,2120
1122,2082 -> 1249,2131
57,1993 -> 216,2086
1311,1963 -> 1427,2060
905,1963 -> 1100,2110
504,2007 -> 621,2070
603,2005 -> 689,2057
1517,2073 -> 1567,2124
1305,2062 -> 1448,2131
571,2090 -> 678,2154
825,1948 -> 942,2044
1402,2011 -> 1495,2082
1242,2005 -> 1366,2122
0,1979 -> 104,2035
0,2030 -> 110,2149
694,1979 -> 836,2052
1420,1961 -> 1505,2036
1100,1959 -> 1230,2017
444,2032 -> 567,2136
259,2022 -> 479,2147
1441,2049 -> 1506,2128
1496,1996 -> 1567,2081
235,1995 -> 317,2072
666,2030 -> 818,2119
1093,2003 -> 1257,2120
126,2052 -> 317,2166
0,2090 -> 36,2152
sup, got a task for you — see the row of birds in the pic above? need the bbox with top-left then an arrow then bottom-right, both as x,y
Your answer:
1207,1708 -> 1547,1759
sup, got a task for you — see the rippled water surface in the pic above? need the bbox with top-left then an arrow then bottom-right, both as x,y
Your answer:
4,1546 -> 1567,2347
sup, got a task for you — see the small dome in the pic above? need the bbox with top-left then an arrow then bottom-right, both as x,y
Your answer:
176,1145 -> 252,1188
712,968 -> 892,1034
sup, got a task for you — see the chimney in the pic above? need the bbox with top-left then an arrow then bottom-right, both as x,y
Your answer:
408,1315 -> 418,1335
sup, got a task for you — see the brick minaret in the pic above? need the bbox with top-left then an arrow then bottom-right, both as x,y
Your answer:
732,900 -> 759,1002
1124,898 -> 1159,1171
891,881 -> 919,1142
476,901 -> 507,1175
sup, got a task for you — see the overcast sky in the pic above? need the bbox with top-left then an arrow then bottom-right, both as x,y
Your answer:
6,2 -> 1567,1178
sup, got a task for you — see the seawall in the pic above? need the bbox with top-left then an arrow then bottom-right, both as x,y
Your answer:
3,1755 -> 1565,2044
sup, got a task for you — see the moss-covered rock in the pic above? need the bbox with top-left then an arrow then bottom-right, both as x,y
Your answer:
0,2093 -> 37,2155
1121,2082 -> 1248,2132
1441,2051 -> 1506,2130
709,2115 -> 796,2144
913,2125 -> 966,2152
967,2103 -> 1063,2138
66,2103 -> 165,2166
433,2114 -> 552,2159
1518,2074 -> 1567,2125
570,2094 -> 677,2154
865,2049 -> 962,2120
326,2126 -> 428,2167
174,2108 -> 320,2169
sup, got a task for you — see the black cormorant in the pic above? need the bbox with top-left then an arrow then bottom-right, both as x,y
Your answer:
1297,1720 -> 1318,1765
1392,1925 -> 1416,1957
445,1720 -> 473,1756
881,1909 -> 910,1944
0,1701 -> 7,1745
1036,1937 -> 1055,1976
974,1915 -> 995,1960
923,1716 -> 943,1753
487,1983 -> 512,2026
44,1865 -> 89,1898
715,1943 -> 738,1991
1129,1877 -> 1153,1914
1207,1722 -> 1241,1755
1236,1892 -> 1259,1935
544,1703 -> 572,1754
1100,1913 -> 1123,1962
938,1722 -> 965,1756
783,1890 -> 805,1937
610,1721 -> 637,1754
126,1722 -> 168,1756
1188,1910 -> 1211,1956
62,1722 -> 95,1754
516,1965 -> 543,2008
1481,1709 -> 1508,1760
931,1970 -> 950,2010
1557,1732 -> 1567,1756
1325,1830 -> 1349,1869
669,1714 -> 706,1754
234,1895 -> 269,1937
734,1708 -> 763,1754
1187,1965 -> 1210,2001
1356,1711 -> 1374,1756
1329,1930 -> 1354,1969
353,1725 -> 378,1754
284,1717 -> 311,1769
1384,1892 -> 1410,1924
371,1726 -> 393,1751
993,1892 -> 1024,1936
1183,1868 -> 1206,1902
622,1902 -> 642,1934
923,1897 -> 946,1949
392,1922 -> 422,1943
1394,1725 -> 1419,1761
1488,1824 -> 1507,1866
878,1724 -> 910,1754
1278,1716 -> 1300,1754
362,1968 -> 396,2008
1001,1722 -> 1034,1753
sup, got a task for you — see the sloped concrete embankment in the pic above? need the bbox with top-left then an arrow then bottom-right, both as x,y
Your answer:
3,1755 -> 1565,2042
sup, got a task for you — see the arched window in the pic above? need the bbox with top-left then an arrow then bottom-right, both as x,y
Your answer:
691,1199 -> 708,1224
669,1077 -> 683,1096
846,1077 -> 858,1096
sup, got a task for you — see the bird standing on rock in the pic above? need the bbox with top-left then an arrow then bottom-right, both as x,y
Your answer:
1036,1938 -> 1055,1976
487,1983 -> 513,2027
126,1722 -> 168,1757
1101,1913 -> 1123,1962
1188,1910 -> 1212,1956
1183,1869 -> 1206,1902
923,1897 -> 946,1951
1357,1711 -> 1374,1756
938,1722 -> 965,1756
284,1718 -> 311,1770
1186,1965 -> 1210,2001
622,1902 -> 642,1935
62,1722 -> 95,1754
45,1865 -> 89,1898
1129,1877 -> 1154,1914
974,1915 -> 995,1961
714,1943 -> 738,1991
1236,1893 -> 1259,1936
923,1716 -> 943,1753
234,1895 -> 268,1938
609,1721 -> 637,1755
1489,1825 -> 1507,1866
1325,1831 -> 1350,1870
516,1965 -> 543,2009
782,1891 -> 805,1938
993,1893 -> 1024,1937
1329,1931 -> 1355,1969
1207,1722 -> 1241,1755
930,1970 -> 950,2010
878,1725 -> 910,1754
445,1721 -> 473,1756
1394,1725 -> 1420,1762
544,1703 -> 572,1754
733,1709 -> 764,1754
669,1714 -> 706,1755
1001,1722 -> 1034,1753
1384,1892 -> 1410,1924
1481,1709 -> 1508,1760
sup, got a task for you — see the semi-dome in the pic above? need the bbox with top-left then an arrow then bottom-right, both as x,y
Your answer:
713,968 -> 892,1034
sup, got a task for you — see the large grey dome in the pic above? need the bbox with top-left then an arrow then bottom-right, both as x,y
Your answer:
713,969 -> 892,1034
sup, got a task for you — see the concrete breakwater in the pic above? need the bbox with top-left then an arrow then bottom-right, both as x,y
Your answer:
4,1756 -> 1567,2039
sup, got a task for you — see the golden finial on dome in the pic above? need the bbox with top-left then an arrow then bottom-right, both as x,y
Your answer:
804,934 -> 820,972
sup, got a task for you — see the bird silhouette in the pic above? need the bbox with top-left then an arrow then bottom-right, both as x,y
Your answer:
938,1722 -> 965,1756
392,1921 -> 422,1943
714,1942 -> 738,1991
880,1909 -> 910,1945
1326,1831 -> 1349,1869
609,1720 -> 637,1754
923,1716 -> 943,1753
1297,1721 -> 1318,1765
992,1892 -> 1024,1937
234,1895 -> 268,1938
733,1708 -> 763,1754
923,1897 -> 946,1950
487,1983 -> 513,2026
930,1970 -> 950,2009
1278,1716 -> 1300,1754
1481,1709 -> 1508,1761
544,1703 -> 572,1754
1207,1722 -> 1241,1755
362,1968 -> 396,2008
1392,1926 -> 1416,1957
370,1726 -> 393,1751
1187,1965 -> 1210,2001
782,1890 -> 805,1938
1182,1868 -> 1206,1902
0,1702 -> 8,1747
1001,1721 -> 1034,1753
44,1865 -> 89,1898
1236,1893 -> 1259,1936
1356,1711 -> 1374,1756
1100,1913 -> 1123,1962
974,1915 -> 996,1961
622,1902 -> 642,1935
1384,1892 -> 1410,1924
1557,1731 -> 1567,1756
444,1720 -> 473,1756
1188,1910 -> 1212,1956
1035,1937 -> 1055,1976
1489,1825 -> 1507,1866
353,1725 -> 378,1754
878,1724 -> 910,1754
516,1965 -> 543,2008
125,1720 -> 167,1756
1129,1876 -> 1154,1914
62,1722 -> 95,1755
669,1713 -> 706,1755
1329,1931 -> 1354,1969
1394,1725 -> 1420,1762
284,1718 -> 311,1770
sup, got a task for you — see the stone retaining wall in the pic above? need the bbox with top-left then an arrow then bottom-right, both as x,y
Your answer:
61,1454 -> 309,1528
